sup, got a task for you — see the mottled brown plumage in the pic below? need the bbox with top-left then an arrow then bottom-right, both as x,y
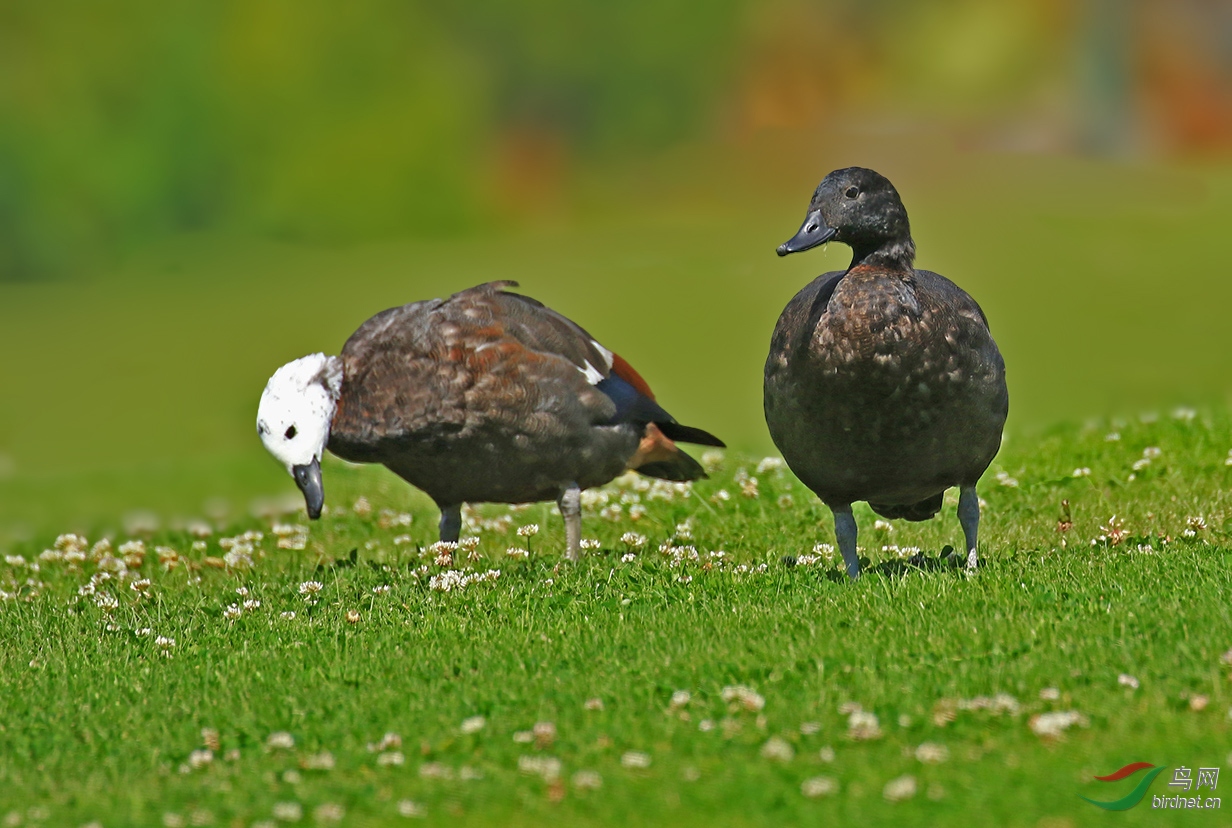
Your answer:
764,168 -> 1008,578
326,281 -> 723,556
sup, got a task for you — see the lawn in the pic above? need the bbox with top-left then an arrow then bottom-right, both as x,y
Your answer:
3,142 -> 1232,826
1,407 -> 1229,827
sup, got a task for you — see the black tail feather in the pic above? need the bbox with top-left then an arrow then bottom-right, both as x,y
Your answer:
656,422 -> 725,448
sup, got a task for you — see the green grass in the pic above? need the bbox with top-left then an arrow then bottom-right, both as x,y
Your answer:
2,410 -> 1230,827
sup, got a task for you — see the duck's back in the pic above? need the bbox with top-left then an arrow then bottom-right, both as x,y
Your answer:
764,266 -> 1007,507
328,282 -> 635,505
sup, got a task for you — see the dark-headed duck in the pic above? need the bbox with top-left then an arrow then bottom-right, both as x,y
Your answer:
764,167 -> 1008,579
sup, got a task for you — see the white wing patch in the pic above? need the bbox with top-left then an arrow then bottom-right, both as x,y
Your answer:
579,360 -> 605,385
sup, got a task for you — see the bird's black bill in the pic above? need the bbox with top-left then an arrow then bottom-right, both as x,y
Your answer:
292,458 -> 324,520
777,210 -> 836,256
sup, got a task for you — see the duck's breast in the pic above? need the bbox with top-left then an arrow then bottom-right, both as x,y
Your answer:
765,267 -> 1006,504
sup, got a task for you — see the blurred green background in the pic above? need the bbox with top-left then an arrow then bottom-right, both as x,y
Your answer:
3,0 -> 1232,540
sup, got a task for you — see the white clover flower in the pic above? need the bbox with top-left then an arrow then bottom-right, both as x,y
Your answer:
532,721 -> 557,747
276,534 -> 307,551
315,803 -> 344,823
579,538 -> 601,550
155,636 -> 176,655
1029,710 -> 1087,738
516,524 -> 539,538
620,532 -> 646,549
271,802 -> 302,821
801,776 -> 838,798
372,584 -> 392,595
760,737 -> 794,762
280,611 -> 296,620
847,710 -> 882,740
54,533 -> 89,555
94,592 -> 119,612
1118,673 -> 1140,689
298,581 -> 323,597
620,751 -> 651,769
188,749 -> 213,769
396,801 -> 426,818
366,732 -> 402,752
670,690 -> 691,709
1143,446 -> 1162,459
627,503 -> 647,520
720,685 -> 765,712
1072,467 -> 1091,477
915,742 -> 949,763
302,751 -> 335,770
505,547 -> 530,560
4,554 -> 25,567
460,716 -> 486,735
266,732 -> 295,750
518,755 -> 562,780
223,604 -> 242,621
756,456 -> 785,474
118,540 -> 146,558
620,553 -> 636,563
572,770 -> 603,789
376,751 -> 404,767
883,775 -> 917,801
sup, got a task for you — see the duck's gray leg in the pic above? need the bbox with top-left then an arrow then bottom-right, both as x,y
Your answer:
439,505 -> 462,544
558,483 -> 582,561
830,503 -> 861,581
957,486 -> 980,571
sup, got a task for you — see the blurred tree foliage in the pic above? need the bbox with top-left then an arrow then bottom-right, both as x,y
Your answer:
0,0 -> 744,280
1,0 -> 1225,280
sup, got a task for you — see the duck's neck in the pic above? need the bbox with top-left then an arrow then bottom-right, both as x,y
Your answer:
849,237 -> 916,272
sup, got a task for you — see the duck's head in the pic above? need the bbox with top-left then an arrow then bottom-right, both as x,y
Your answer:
777,167 -> 915,268
256,353 -> 344,519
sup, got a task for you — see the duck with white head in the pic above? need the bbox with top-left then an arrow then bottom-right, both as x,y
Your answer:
255,281 -> 724,558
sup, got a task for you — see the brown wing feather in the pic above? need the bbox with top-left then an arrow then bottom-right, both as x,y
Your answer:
330,283 -> 618,456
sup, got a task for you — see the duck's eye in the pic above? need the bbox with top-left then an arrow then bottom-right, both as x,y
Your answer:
845,186 -> 860,199
285,425 -> 297,440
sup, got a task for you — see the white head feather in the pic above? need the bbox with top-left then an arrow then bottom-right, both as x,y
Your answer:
256,354 -> 344,472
